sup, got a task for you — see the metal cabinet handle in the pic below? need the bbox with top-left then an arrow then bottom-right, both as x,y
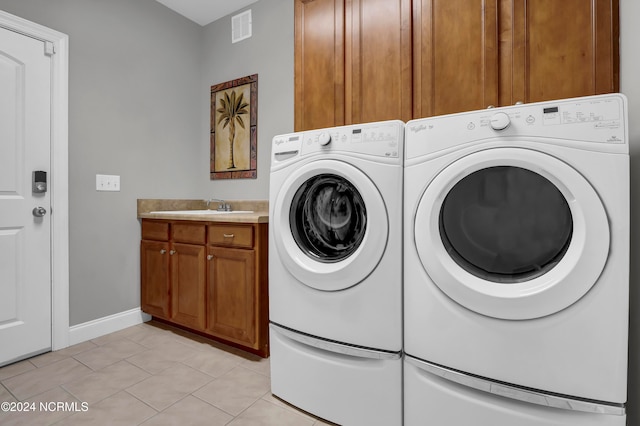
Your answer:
223,233 -> 234,238
169,249 -> 176,255
160,249 -> 166,254
207,254 -> 213,261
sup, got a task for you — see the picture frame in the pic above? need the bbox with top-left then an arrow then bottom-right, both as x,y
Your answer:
210,74 -> 258,179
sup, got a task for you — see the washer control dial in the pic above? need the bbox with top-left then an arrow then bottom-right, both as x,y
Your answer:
318,132 -> 332,146
490,112 -> 511,130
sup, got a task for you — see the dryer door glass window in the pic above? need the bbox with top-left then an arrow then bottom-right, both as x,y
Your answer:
290,174 -> 367,263
439,166 -> 573,283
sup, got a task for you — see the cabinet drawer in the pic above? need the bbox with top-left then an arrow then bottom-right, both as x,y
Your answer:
208,224 -> 254,248
172,223 -> 206,244
141,220 -> 169,241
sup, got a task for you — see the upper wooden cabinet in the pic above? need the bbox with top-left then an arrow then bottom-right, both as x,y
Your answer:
294,0 -> 345,131
345,0 -> 412,125
295,0 -> 619,130
501,0 -> 619,105
295,0 -> 412,130
413,0 -> 499,118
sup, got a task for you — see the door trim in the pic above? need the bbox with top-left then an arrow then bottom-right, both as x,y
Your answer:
0,11 -> 69,351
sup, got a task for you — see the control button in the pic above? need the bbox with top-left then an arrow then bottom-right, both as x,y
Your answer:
467,122 -> 475,130
490,112 -> 511,130
318,132 -> 331,146
526,115 -> 536,124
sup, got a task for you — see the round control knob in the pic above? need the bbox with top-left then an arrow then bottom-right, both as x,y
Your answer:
490,112 -> 511,130
318,132 -> 331,146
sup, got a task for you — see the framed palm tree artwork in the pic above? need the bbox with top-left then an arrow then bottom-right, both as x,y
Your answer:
210,74 -> 258,179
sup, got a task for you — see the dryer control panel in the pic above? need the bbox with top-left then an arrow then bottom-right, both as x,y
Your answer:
405,94 -> 628,159
272,120 -> 404,165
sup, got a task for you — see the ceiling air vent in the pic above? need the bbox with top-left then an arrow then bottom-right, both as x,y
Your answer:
232,9 -> 252,43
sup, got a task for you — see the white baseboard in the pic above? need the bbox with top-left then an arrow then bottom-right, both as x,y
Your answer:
68,308 -> 152,346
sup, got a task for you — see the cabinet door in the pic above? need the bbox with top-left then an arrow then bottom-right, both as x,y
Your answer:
346,0 -> 412,124
504,0 -> 619,104
294,0 -> 345,131
206,247 -> 257,348
170,243 -> 206,330
141,240 -> 170,319
413,0 -> 499,118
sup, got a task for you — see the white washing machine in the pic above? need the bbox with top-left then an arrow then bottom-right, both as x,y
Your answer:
269,120 -> 404,426
403,94 -> 629,425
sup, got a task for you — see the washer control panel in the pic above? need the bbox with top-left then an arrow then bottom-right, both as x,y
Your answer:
272,120 -> 404,164
405,94 -> 627,159
490,112 -> 511,130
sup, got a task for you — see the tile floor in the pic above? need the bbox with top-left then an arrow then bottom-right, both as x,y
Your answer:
0,321 -> 335,425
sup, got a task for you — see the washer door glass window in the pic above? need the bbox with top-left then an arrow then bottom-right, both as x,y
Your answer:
290,174 -> 367,263
440,166 -> 573,283
272,159 -> 389,291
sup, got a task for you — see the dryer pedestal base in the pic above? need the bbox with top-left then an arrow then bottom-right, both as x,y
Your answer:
404,357 -> 626,426
270,325 -> 402,426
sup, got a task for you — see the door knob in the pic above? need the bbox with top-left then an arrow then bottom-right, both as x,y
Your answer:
32,207 -> 47,217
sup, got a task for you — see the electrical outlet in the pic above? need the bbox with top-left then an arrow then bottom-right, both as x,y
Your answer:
96,174 -> 121,192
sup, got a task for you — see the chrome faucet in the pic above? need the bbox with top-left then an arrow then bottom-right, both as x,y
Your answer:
206,198 -> 231,211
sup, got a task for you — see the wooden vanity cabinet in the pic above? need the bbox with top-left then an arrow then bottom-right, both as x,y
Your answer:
140,219 -> 269,357
141,221 -> 170,319
169,223 -> 206,330
206,223 -> 269,357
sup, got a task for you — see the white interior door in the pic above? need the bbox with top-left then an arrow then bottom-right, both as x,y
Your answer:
0,25 -> 52,366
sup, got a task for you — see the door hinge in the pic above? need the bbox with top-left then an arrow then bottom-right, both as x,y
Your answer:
44,41 -> 55,56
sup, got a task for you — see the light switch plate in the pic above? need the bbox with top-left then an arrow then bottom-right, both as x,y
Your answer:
96,174 -> 120,191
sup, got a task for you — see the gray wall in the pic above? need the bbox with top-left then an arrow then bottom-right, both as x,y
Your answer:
199,0 -> 294,199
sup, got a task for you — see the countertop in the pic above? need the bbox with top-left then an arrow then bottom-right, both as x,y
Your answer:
137,199 -> 269,223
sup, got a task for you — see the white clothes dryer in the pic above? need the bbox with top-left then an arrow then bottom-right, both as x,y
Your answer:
403,94 -> 629,425
269,121 -> 404,426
